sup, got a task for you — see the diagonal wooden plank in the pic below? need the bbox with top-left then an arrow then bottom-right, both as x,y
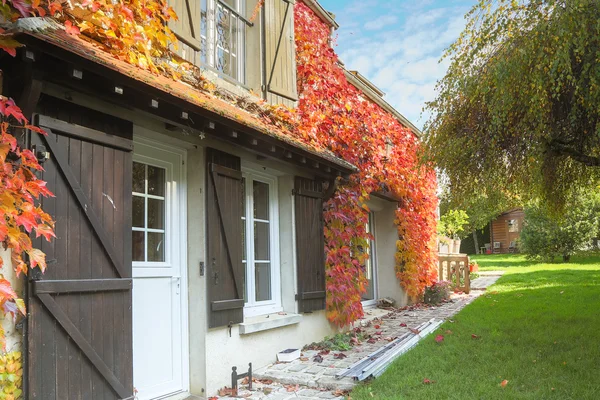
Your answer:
210,163 -> 244,300
36,293 -> 131,399
38,127 -> 129,279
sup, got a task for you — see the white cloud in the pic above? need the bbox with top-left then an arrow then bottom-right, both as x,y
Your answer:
331,2 -> 470,130
364,15 -> 398,31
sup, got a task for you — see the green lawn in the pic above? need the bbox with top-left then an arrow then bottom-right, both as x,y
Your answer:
351,254 -> 600,399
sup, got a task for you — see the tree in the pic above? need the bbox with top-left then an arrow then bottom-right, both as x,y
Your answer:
520,190 -> 600,262
438,210 -> 469,239
425,0 -> 600,209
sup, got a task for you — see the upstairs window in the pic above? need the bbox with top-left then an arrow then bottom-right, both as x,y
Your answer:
201,0 -> 246,82
508,219 -> 519,233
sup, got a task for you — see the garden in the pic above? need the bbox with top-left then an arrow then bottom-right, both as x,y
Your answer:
351,253 -> 600,399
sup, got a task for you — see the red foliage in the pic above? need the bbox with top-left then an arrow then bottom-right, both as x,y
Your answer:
294,3 -> 438,326
0,97 -> 55,348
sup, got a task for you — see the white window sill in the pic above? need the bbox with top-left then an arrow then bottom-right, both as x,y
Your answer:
239,312 -> 302,335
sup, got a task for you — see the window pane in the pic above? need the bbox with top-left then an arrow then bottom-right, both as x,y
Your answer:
147,198 -> 165,230
253,181 -> 269,220
132,196 -> 145,228
255,263 -> 272,302
147,165 -> 165,196
132,231 -> 145,262
132,162 -> 145,193
254,221 -> 270,260
147,232 -> 165,262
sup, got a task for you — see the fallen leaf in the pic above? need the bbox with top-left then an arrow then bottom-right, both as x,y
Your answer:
423,378 -> 435,384
367,338 -> 377,344
313,354 -> 323,363
374,330 -> 382,335
318,349 -> 331,356
445,330 -> 453,335
64,20 -> 81,36
285,384 -> 299,392
334,352 -> 347,359
409,328 -> 420,335
208,397 -> 218,400
400,323 -> 407,327
501,379 -> 508,387
560,291 -> 564,294
374,324 -> 381,329
435,335 -> 444,343
218,387 -> 234,396
471,334 -> 480,339
300,357 -> 309,361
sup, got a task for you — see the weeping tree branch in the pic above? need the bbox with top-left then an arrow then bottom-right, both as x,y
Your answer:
547,140 -> 600,167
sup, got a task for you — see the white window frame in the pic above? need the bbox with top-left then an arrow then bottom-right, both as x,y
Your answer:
132,157 -> 173,267
201,0 -> 246,84
241,167 -> 282,317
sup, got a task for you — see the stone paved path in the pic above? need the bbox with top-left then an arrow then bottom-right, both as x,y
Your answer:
216,271 -> 504,400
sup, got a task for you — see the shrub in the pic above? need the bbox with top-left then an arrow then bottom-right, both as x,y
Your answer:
520,191 -> 600,262
423,281 -> 452,305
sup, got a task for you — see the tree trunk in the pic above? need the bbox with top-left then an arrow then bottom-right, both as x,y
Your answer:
473,230 -> 480,255
563,254 -> 571,262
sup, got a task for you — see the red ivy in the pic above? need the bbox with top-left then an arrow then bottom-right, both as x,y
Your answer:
294,3 -> 438,326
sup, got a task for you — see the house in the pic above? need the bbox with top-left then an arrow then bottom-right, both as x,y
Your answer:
0,1 -> 432,399
490,208 -> 524,253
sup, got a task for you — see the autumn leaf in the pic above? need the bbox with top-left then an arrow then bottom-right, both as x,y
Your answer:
423,378 -> 435,384
435,335 -> 444,343
0,277 -> 18,301
64,20 -> 81,36
501,379 -> 509,388
27,248 -> 47,271
471,334 -> 480,339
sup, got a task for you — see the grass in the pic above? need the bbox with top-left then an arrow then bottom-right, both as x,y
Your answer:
351,253 -> 600,399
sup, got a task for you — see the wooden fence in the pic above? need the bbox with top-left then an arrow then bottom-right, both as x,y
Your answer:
438,254 -> 470,293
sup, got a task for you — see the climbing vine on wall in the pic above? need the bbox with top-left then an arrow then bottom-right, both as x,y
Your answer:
0,0 -> 438,333
0,351 -> 23,399
293,2 -> 438,326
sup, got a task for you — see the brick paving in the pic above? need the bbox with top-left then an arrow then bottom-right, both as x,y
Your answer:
216,272 -> 504,400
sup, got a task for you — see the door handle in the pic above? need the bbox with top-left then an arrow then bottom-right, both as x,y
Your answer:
172,276 -> 181,295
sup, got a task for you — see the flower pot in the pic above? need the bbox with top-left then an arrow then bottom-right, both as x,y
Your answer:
452,239 -> 461,254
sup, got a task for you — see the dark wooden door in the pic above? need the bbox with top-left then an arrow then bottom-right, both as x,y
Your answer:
27,110 -> 134,400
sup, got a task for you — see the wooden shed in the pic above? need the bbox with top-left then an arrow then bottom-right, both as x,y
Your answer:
490,208 -> 525,253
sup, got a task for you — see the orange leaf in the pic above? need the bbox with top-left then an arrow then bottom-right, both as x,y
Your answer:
64,20 -> 80,36
501,379 -> 508,388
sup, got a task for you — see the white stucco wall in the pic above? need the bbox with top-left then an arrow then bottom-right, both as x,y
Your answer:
0,249 -> 23,353
367,198 -> 409,307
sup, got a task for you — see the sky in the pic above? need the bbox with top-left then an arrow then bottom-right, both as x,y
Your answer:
319,0 -> 476,130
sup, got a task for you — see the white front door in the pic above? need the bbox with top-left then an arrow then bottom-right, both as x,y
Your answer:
132,139 -> 188,399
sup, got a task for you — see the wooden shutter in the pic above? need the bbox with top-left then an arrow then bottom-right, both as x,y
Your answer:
264,0 -> 298,101
169,0 -> 202,50
27,110 -> 133,399
206,148 -> 245,328
294,176 -> 326,313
